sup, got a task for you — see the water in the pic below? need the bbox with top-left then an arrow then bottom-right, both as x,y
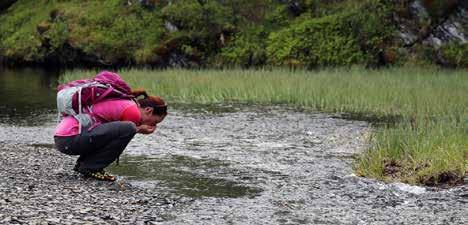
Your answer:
109,155 -> 262,198
0,68 -> 466,224
0,68 -> 59,126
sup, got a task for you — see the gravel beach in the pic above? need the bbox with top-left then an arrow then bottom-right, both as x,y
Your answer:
0,108 -> 466,225
0,142 -> 191,225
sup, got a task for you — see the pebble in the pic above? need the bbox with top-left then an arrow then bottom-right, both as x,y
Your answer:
45,218 -> 60,223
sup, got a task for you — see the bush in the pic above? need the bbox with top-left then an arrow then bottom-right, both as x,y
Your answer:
266,13 -> 364,67
439,42 -> 468,67
219,27 -> 268,67
266,0 -> 394,67
0,0 -> 461,67
0,0 -> 166,65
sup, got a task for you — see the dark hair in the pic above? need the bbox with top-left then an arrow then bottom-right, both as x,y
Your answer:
132,88 -> 167,116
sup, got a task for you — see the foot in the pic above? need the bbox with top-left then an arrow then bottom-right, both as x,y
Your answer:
84,170 -> 116,182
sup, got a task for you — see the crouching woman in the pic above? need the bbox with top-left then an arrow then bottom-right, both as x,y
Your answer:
54,90 -> 167,181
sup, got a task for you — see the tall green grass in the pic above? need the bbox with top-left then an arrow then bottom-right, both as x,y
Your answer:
63,67 -> 468,185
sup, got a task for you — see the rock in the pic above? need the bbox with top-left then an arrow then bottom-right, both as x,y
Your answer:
79,208 -> 92,214
45,218 -> 61,224
83,216 -> 100,221
165,21 -> 178,32
100,214 -> 112,220
398,0 -> 468,48
10,198 -> 23,203
1,216 -> 11,223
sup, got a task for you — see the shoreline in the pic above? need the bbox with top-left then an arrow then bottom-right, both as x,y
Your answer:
0,105 -> 466,224
0,143 -> 189,224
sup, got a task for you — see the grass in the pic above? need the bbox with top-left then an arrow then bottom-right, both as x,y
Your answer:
63,67 -> 468,185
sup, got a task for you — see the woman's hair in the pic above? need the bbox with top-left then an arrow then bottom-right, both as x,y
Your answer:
131,88 -> 167,116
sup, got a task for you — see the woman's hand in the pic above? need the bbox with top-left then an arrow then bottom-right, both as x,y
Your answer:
136,124 -> 156,134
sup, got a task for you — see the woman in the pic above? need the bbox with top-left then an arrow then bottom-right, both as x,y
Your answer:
54,89 -> 167,181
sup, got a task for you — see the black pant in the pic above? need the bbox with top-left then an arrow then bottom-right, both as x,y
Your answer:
54,121 -> 137,173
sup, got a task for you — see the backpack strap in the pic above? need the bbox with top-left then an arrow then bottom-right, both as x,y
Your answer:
94,85 -> 114,103
78,86 -> 83,134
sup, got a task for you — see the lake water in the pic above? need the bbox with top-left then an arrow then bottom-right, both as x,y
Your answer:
0,68 -> 59,125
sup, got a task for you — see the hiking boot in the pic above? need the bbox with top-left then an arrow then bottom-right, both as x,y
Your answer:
85,170 -> 116,182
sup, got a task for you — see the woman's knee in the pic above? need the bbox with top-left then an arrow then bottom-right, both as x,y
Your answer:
118,121 -> 137,137
54,136 -> 75,155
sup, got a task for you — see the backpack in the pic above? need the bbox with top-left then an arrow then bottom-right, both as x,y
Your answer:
56,71 -> 135,133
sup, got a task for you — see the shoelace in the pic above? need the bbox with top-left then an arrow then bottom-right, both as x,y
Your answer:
89,170 -> 115,181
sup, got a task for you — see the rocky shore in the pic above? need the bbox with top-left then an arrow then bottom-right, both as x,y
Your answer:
0,108 -> 466,224
0,143 -> 191,225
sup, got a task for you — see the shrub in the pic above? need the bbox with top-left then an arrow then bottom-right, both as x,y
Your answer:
439,42 -> 468,67
219,27 -> 268,67
266,0 -> 395,67
266,13 -> 364,67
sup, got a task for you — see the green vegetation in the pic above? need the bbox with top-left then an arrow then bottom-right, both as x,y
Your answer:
1,0 -> 467,67
0,0 -> 165,65
358,119 -> 467,185
440,42 -> 468,68
267,1 -> 394,67
3,1 -> 467,185
63,68 -> 468,185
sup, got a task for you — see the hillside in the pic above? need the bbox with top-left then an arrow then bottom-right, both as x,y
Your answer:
0,0 -> 467,68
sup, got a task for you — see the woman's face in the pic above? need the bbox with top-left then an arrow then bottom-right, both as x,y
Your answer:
140,107 -> 166,126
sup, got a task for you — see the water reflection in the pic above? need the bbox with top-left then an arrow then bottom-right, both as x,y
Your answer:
0,68 -> 60,125
109,155 -> 263,198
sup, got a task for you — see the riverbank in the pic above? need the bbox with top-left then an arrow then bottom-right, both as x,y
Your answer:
0,107 -> 467,224
63,67 -> 468,186
0,142 -> 190,224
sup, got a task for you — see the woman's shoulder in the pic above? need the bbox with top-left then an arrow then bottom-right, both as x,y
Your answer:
120,102 -> 141,124
92,99 -> 137,116
97,99 -> 136,107
92,99 -> 139,123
